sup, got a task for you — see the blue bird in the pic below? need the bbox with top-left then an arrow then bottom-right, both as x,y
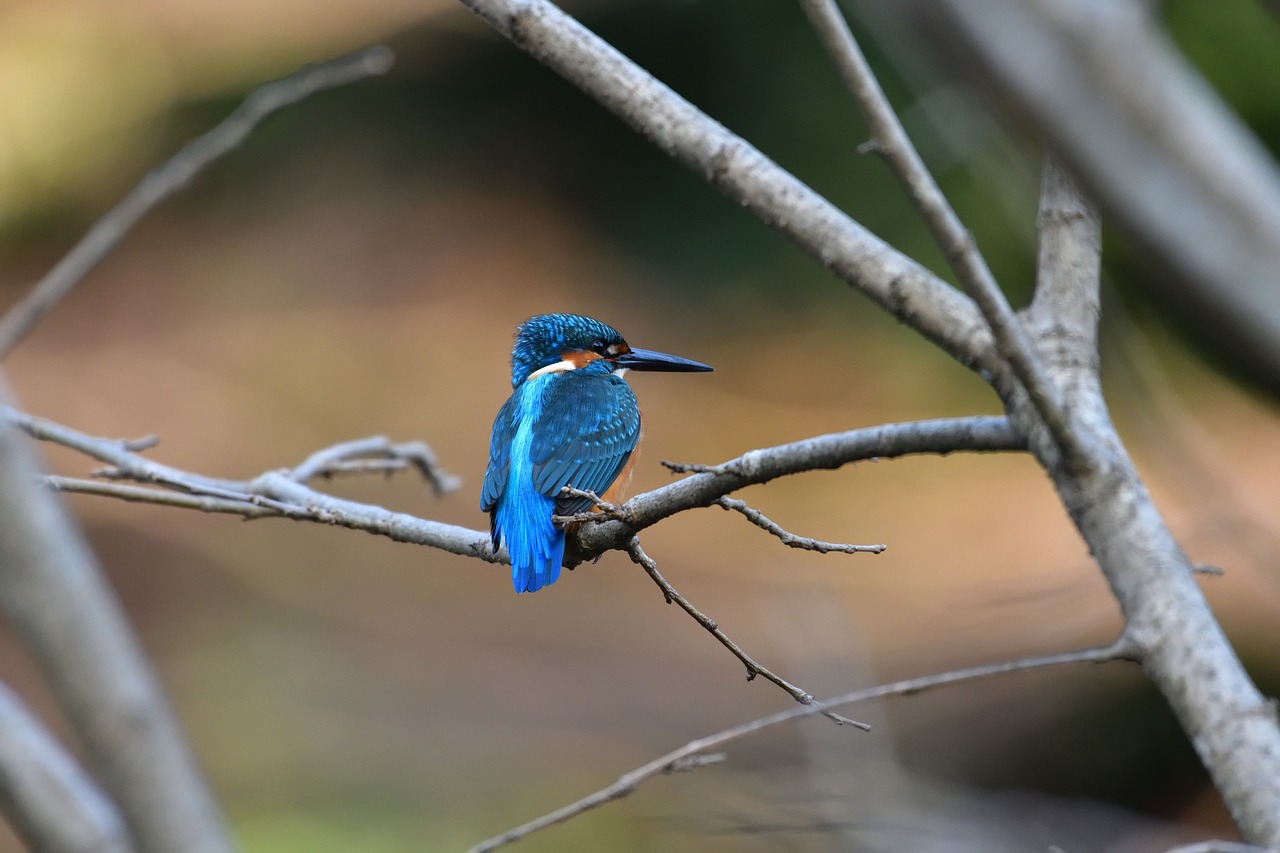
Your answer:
482,314 -> 713,593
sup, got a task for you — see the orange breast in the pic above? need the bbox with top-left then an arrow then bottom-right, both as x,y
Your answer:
601,448 -> 638,506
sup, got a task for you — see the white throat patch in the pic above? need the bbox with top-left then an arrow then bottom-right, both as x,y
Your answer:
527,359 -> 576,380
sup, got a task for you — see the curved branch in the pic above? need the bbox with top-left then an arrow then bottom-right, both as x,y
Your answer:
0,45 -> 395,359
925,0 -> 1280,392
467,636 -> 1136,852
0,680 -> 133,853
1019,151 -> 1280,843
0,392 -> 232,853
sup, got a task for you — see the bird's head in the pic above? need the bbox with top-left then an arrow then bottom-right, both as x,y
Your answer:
509,313 -> 713,387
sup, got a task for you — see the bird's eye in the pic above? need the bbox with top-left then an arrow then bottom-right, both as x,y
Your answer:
590,339 -> 608,354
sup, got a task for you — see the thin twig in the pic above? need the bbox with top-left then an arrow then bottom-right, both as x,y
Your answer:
46,476 -> 289,518
715,496 -> 885,554
626,538 -> 868,729
0,45 -> 395,358
467,636 -> 1137,852
287,436 -> 461,496
796,0 -> 1094,471
552,486 -> 627,525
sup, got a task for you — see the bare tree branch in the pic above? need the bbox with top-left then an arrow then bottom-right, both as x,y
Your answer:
456,0 -> 1004,378
551,486 -> 624,526
626,538 -> 869,730
0,45 -> 395,359
0,679 -> 134,853
8,408 -> 1024,568
1027,156 -> 1102,363
1018,156 -> 1280,844
797,0 -> 1096,471
449,1 -> 1280,842
714,496 -> 885,554
467,636 -> 1136,852
285,435 -> 461,494
0,388 -> 232,853
46,475 -> 287,517
577,415 -> 1023,555
920,0 -> 1280,393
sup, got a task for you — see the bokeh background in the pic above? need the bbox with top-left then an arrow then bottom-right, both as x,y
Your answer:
3,1 -> 1280,850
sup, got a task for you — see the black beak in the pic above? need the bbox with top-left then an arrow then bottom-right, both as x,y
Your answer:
612,347 -> 714,373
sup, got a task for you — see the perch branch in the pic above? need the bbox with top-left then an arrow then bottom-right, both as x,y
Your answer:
714,496 -> 885,554
468,635 -> 1136,852
8,408 -> 1024,568
626,538 -> 868,729
575,415 -> 1024,556
0,45 -> 395,358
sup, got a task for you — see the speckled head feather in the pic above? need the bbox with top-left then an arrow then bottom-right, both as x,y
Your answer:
509,314 -> 626,387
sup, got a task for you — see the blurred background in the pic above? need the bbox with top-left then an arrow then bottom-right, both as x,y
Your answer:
2,0 -> 1280,850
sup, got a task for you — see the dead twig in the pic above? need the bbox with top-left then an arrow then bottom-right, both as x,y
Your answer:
715,496 -> 885,555
626,538 -> 869,730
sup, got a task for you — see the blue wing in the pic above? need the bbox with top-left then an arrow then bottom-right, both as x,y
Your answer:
530,371 -> 640,516
481,395 -> 517,516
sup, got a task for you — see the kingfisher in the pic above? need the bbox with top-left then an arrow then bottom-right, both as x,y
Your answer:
482,313 -> 713,593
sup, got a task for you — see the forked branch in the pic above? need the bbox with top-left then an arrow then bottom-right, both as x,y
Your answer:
797,0 -> 1094,471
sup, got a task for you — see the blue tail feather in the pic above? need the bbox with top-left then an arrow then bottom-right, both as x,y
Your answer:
495,485 -> 564,593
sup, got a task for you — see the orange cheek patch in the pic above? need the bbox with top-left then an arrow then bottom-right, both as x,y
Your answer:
563,350 -> 603,369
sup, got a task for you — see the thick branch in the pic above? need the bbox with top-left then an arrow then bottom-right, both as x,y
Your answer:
457,0 -> 1002,376
1028,157 -> 1102,362
1019,154 -> 1280,843
0,46 -> 394,358
0,680 -> 133,853
0,390 -> 232,853
468,637 -> 1135,852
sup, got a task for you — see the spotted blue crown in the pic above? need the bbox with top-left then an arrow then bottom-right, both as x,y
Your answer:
510,314 -> 625,387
